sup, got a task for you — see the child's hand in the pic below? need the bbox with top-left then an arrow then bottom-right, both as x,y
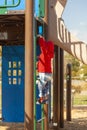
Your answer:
37,35 -> 42,44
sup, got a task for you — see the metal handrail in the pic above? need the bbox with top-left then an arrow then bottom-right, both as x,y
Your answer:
0,0 -> 21,8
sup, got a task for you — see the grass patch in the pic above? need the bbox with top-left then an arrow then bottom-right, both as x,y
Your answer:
73,94 -> 87,105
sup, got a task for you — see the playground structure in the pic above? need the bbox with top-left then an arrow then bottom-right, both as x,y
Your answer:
0,0 -> 87,130
48,0 -> 87,64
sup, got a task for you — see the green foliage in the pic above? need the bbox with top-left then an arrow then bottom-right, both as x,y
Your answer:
81,64 -> 87,76
65,52 -> 87,106
74,94 -> 87,105
64,52 -> 87,79
72,59 -> 80,72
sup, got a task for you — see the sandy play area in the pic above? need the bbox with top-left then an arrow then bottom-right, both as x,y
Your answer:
0,107 -> 87,130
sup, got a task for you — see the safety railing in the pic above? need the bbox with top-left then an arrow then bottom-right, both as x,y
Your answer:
0,0 -> 21,8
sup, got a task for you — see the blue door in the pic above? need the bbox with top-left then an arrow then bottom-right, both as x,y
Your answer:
2,45 -> 24,122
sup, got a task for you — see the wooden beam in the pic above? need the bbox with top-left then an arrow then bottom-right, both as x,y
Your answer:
25,0 -> 33,130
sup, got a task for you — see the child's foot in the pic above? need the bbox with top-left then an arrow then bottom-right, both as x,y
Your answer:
36,97 -> 48,104
36,97 -> 44,104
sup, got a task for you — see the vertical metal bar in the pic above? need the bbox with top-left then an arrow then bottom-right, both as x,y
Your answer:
41,104 -> 44,130
0,46 -> 2,119
25,0 -> 34,130
34,35 -> 37,130
33,1 -> 37,130
4,0 -> 7,5
66,64 -> 71,121
60,48 -> 64,128
39,0 -> 45,17
12,0 -> 15,5
48,80 -> 51,120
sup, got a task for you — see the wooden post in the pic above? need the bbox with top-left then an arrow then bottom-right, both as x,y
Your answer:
60,48 -> 64,128
66,63 -> 71,121
57,47 -> 60,127
44,104 -> 49,130
53,46 -> 60,129
25,0 -> 34,130
53,46 -> 58,124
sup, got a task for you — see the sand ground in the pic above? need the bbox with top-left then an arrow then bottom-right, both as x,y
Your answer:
60,107 -> 87,130
0,107 -> 87,130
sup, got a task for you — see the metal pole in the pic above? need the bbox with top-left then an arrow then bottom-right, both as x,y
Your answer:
25,0 -> 34,130
41,104 -> 44,130
66,63 -> 71,121
60,48 -> 64,128
34,35 -> 37,130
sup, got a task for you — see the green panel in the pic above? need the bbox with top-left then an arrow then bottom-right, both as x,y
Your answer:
39,0 -> 45,17
0,8 -> 7,14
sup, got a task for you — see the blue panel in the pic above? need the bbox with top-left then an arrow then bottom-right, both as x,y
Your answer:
35,0 -> 39,17
36,85 -> 41,120
0,0 -> 25,10
38,26 -> 43,36
36,47 -> 41,121
0,1 -> 5,5
36,45 -> 41,57
7,0 -> 25,10
2,45 -> 24,122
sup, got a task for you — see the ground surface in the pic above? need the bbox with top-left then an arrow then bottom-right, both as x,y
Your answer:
62,107 -> 87,130
0,107 -> 87,130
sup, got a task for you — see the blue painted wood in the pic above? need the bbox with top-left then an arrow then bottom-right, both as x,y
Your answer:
7,0 -> 25,10
36,84 -> 41,120
35,0 -> 39,17
2,45 -> 24,122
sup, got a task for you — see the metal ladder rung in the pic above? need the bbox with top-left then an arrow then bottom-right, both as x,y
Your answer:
37,117 -> 45,123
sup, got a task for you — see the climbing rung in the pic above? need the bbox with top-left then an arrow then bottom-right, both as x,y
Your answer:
37,117 -> 45,123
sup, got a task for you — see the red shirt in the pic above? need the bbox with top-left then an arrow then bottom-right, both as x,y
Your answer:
37,37 -> 54,73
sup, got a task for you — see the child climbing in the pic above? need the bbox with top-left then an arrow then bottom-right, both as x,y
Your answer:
36,36 -> 54,104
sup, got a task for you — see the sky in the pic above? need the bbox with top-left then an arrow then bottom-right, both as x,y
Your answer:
62,0 -> 87,43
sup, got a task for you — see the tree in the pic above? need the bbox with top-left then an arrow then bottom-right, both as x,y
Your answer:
64,52 -> 80,77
